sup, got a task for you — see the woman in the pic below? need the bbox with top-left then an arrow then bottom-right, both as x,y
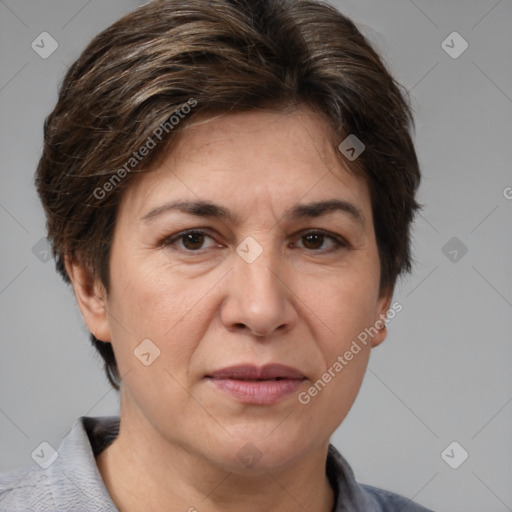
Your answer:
0,0 -> 433,510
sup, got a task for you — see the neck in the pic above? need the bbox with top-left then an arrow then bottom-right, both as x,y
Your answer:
96,406 -> 335,512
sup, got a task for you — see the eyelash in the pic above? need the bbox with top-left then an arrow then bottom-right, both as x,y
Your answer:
160,228 -> 349,254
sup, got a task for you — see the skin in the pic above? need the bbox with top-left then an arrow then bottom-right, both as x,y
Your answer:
66,106 -> 393,512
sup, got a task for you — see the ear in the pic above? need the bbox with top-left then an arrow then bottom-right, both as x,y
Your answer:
370,286 -> 394,349
65,256 -> 112,342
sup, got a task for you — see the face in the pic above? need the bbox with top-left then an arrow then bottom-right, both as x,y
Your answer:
72,107 -> 392,472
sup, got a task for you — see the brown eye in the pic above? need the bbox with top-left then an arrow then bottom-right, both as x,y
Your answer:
295,230 -> 347,252
181,232 -> 206,250
302,233 -> 324,250
163,229 -> 217,252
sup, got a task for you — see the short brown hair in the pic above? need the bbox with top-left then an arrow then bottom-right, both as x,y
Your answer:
36,0 -> 421,390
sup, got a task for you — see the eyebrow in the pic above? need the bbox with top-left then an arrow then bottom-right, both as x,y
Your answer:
140,198 -> 365,226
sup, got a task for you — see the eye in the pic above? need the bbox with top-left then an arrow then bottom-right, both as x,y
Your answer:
294,230 -> 348,252
162,229 -> 219,252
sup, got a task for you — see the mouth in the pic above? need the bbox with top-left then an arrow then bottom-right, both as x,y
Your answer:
205,364 -> 306,405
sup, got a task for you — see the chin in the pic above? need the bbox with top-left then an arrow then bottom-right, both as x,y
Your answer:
206,427 -> 320,473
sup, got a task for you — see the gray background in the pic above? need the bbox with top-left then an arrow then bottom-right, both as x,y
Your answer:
1,1 -> 511,510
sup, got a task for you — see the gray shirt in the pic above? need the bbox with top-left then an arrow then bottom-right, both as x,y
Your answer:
0,416 -> 434,511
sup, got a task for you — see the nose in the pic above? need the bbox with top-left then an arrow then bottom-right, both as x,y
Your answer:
220,243 -> 298,338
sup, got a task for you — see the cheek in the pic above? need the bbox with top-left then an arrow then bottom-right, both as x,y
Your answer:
303,265 -> 381,341
109,253 -> 197,329
296,266 -> 379,407
298,277 -> 376,430
106,255 -> 219,371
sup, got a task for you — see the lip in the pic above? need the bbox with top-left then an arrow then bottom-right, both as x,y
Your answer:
205,364 -> 306,405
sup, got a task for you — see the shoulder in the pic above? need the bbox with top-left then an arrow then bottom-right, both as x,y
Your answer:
361,483 -> 435,512
0,464 -> 57,510
326,444 -> 435,512
0,416 -> 120,512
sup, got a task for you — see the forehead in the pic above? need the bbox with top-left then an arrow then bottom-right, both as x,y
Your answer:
118,107 -> 372,224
